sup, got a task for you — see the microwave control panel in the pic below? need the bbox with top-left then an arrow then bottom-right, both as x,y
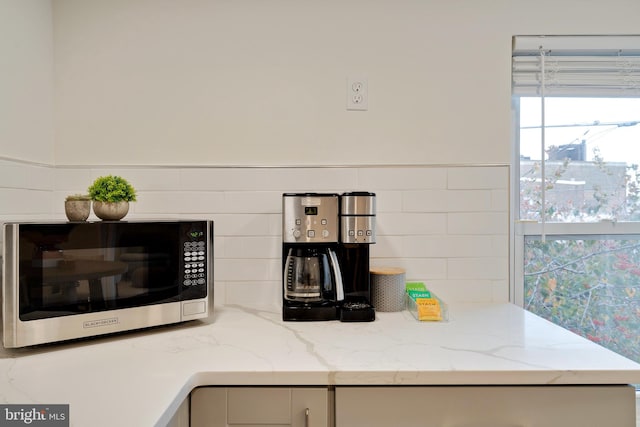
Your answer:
179,222 -> 210,299
182,239 -> 206,287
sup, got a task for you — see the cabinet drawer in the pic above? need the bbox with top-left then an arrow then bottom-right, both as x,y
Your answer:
191,386 -> 330,427
336,385 -> 636,427
228,387 -> 291,424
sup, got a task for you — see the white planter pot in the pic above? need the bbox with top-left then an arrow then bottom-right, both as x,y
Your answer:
65,200 -> 91,222
92,201 -> 129,221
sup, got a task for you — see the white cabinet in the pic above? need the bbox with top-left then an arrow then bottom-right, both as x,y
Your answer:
335,385 -> 636,427
191,384 -> 636,426
191,387 -> 330,427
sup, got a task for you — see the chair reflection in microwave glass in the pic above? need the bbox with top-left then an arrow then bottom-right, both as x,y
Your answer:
117,253 -> 173,298
38,260 -> 129,311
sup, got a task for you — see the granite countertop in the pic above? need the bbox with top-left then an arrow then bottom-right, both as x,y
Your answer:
1,303 -> 640,426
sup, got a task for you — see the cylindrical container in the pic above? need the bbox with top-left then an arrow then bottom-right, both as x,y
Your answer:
370,267 -> 406,312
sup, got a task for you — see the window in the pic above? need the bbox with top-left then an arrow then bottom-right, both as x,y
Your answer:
512,36 -> 640,365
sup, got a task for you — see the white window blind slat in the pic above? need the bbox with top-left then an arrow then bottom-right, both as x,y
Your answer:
512,36 -> 640,96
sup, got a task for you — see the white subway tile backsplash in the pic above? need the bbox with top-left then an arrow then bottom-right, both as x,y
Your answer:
223,281 -> 281,307
377,212 -> 448,235
219,236 -> 280,259
358,167 -> 447,190
402,190 -> 448,212
400,236 -> 449,258
0,189 -> 53,215
424,279 -> 501,303
448,212 -> 508,235
491,188 -> 509,211
113,168 -> 182,191
267,258 -> 283,282
1,161 -> 510,304
223,191 -> 282,213
212,213 -> 274,237
491,280 -> 510,302
373,257 -> 448,280
370,235 -> 404,258
491,235 -> 509,258
374,190 -> 403,213
404,235 -> 497,258
446,190 -> 494,212
447,166 -> 508,190
268,213 -> 282,236
135,191 -> 226,214
0,161 -> 53,191
85,168 -> 180,191
447,257 -> 507,280
402,189 -> 495,213
180,167 -> 358,191
216,258 -> 272,282
54,169 -> 95,192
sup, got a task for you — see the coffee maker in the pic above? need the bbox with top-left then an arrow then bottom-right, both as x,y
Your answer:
282,192 -> 376,322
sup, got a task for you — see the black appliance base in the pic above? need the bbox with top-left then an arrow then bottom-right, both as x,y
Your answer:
339,300 -> 376,322
283,304 -> 339,321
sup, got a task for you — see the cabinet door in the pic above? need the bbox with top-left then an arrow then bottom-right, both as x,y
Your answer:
191,387 -> 226,427
336,385 -> 636,427
191,386 -> 329,427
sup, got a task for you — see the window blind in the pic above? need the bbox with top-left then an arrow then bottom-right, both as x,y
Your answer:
512,35 -> 640,96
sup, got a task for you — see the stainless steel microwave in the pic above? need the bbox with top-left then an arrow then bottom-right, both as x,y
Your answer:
2,220 -> 213,348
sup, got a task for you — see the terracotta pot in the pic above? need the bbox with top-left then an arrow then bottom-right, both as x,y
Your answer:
92,201 -> 129,221
65,200 -> 91,222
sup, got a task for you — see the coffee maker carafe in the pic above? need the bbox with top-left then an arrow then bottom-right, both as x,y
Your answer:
284,246 -> 343,303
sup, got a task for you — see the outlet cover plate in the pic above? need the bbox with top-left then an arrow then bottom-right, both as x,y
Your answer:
347,77 -> 368,111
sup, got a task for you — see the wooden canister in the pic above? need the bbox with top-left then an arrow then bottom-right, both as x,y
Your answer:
370,267 -> 406,312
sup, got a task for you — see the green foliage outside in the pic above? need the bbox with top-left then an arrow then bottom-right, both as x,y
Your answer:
524,238 -> 640,363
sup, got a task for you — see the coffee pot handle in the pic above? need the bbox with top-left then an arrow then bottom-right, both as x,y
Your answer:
328,249 -> 344,301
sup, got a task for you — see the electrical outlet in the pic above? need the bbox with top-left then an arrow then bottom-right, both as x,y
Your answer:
347,77 -> 368,111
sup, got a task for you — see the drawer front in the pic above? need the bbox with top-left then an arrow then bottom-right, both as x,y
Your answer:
336,385 -> 636,427
191,386 -> 330,427
228,387 -> 292,424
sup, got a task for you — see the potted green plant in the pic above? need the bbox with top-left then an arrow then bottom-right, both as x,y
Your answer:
88,175 -> 137,220
64,194 -> 91,222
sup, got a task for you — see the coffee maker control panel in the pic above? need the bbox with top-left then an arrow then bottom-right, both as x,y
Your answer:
283,193 -> 339,243
341,216 -> 376,244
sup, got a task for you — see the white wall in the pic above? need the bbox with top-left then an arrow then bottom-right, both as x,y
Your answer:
0,2 -> 55,227
50,0 -> 640,167
0,0 -> 54,164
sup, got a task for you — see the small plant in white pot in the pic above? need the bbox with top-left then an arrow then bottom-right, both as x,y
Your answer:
64,194 -> 91,222
88,175 -> 137,220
